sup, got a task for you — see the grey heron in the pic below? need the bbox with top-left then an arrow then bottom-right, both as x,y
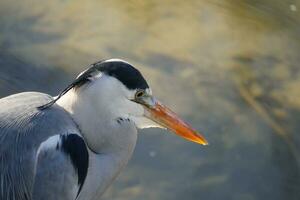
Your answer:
0,58 -> 208,200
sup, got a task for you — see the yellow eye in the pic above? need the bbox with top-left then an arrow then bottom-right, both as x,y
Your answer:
135,90 -> 145,99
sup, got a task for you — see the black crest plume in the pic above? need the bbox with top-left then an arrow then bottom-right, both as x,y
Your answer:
38,59 -> 149,110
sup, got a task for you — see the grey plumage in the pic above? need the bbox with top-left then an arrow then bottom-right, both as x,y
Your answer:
0,92 -> 87,200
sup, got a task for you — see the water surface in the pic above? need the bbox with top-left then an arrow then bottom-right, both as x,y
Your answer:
0,1 -> 300,199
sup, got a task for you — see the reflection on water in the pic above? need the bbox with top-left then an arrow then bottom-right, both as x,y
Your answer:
1,0 -> 300,199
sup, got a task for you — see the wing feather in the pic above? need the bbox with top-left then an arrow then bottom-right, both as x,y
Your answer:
0,92 -> 88,200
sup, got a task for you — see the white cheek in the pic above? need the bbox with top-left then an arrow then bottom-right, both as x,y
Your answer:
85,74 -> 160,129
121,101 -> 143,118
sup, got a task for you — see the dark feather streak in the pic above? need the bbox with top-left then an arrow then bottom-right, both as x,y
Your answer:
59,134 -> 89,197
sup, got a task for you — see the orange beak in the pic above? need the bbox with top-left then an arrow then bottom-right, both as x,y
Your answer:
141,97 -> 208,145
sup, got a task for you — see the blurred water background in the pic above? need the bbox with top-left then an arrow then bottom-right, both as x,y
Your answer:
0,0 -> 300,199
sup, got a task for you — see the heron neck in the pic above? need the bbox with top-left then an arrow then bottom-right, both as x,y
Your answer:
78,147 -> 136,200
56,89 -> 138,154
57,89 -> 137,199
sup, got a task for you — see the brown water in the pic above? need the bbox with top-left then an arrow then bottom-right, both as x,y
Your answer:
1,0 -> 300,199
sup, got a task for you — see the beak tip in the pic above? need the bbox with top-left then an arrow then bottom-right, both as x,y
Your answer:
199,139 -> 209,146
195,134 -> 209,146
203,142 -> 209,146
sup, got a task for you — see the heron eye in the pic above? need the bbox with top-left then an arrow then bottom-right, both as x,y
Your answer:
135,90 -> 145,99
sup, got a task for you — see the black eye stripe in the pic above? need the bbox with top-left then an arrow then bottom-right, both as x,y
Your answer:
97,61 -> 149,90
38,59 -> 149,110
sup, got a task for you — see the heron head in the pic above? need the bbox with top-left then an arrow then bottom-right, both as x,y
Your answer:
54,59 -> 208,145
